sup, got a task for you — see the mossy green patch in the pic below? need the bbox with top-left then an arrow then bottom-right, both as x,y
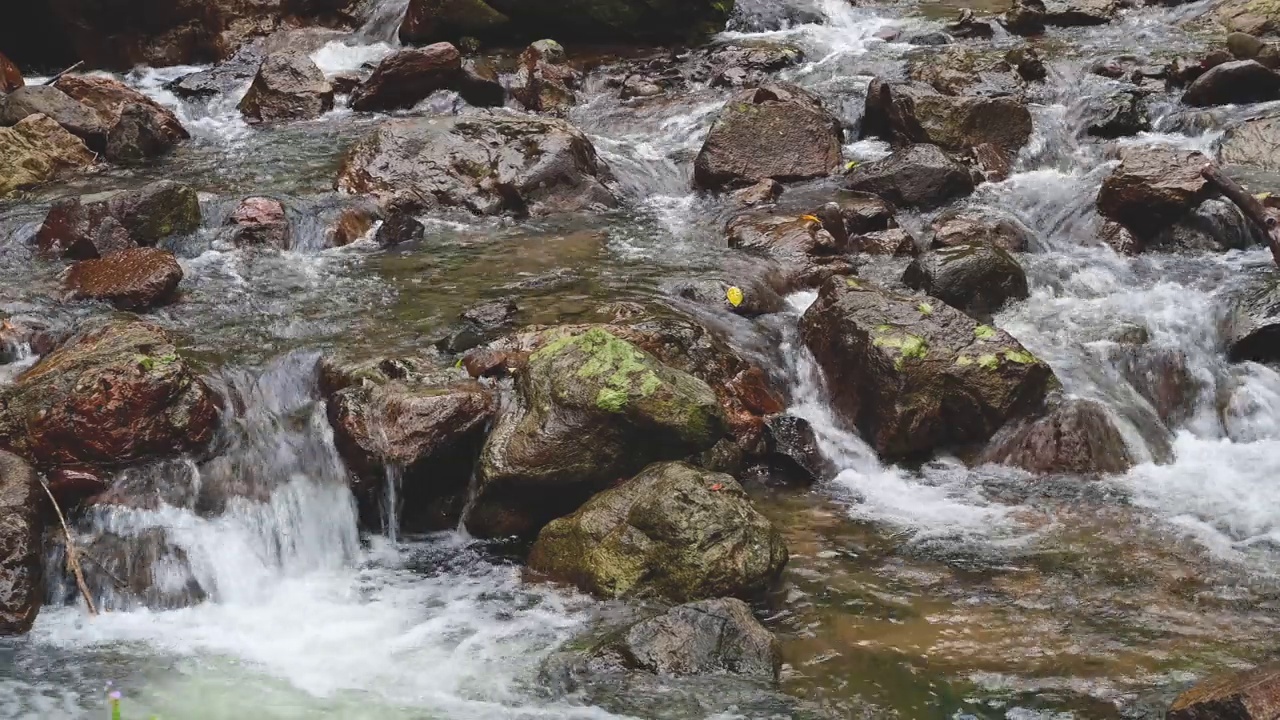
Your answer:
596,387 -> 629,413
978,353 -> 1000,370
917,301 -> 933,317
1003,349 -> 1036,364
974,325 -> 997,340
955,355 -> 974,367
538,328 -> 665,413
901,336 -> 928,359
845,278 -> 862,289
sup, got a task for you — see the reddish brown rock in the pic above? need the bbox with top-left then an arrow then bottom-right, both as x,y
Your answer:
349,43 -> 461,112
36,181 -> 202,259
726,213 -> 855,291
0,451 -> 42,636
327,205 -> 377,247
53,74 -> 188,145
1097,147 -> 1212,239
980,397 -> 1133,474
0,51 -> 22,94
1167,663 -> 1280,719
226,196 -> 290,248
854,228 -> 916,256
0,321 -> 220,469
238,51 -> 335,123
511,40 -> 580,114
64,247 -> 184,311
932,211 -> 1033,253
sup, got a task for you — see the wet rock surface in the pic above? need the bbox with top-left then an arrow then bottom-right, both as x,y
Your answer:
0,85 -> 108,151
239,51 -> 335,123
1182,60 -> 1280,107
1096,147 -> 1211,240
36,181 -> 202,259
845,144 -> 975,210
0,451 -> 42,636
0,114 -> 95,197
349,43 -> 462,112
902,242 -> 1030,320
64,247 -> 185,311
980,396 -> 1135,474
53,74 -> 188,147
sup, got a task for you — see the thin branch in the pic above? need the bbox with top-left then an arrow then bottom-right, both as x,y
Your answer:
37,480 -> 97,616
1202,164 -> 1280,267
42,61 -> 84,87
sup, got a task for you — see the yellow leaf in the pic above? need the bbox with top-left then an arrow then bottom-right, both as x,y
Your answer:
799,214 -> 822,224
726,286 -> 744,307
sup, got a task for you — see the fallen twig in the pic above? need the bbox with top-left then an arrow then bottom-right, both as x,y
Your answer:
37,480 -> 97,616
1202,164 -> 1280,267
42,61 -> 84,87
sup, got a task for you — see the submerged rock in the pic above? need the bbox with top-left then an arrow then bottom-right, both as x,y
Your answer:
336,115 -> 619,217
1087,90 -> 1151,138
693,83 -> 843,191
36,181 -> 202,259
845,144 -> 975,210
511,40 -> 581,114
980,396 -> 1134,474
799,278 -> 1055,458
1167,662 -> 1280,719
53,74 -> 188,148
0,321 -> 220,469
0,114 -> 95,197
78,527 -> 206,611
435,299 -> 519,353
0,451 -> 42,636
464,328 -> 727,537
528,461 -> 787,601
239,51 -> 335,123
348,43 -> 462,112
64,247 -> 184,311
1146,197 -> 1261,253
0,85 -> 108,151
760,414 -> 828,485
1182,59 -> 1280,107
375,211 -> 425,246
902,243 -> 1029,320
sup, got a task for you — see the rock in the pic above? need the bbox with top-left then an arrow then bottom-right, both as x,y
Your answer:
1183,60 -> 1280,107
1087,91 -> 1150,138
1219,0 -> 1280,41
78,528 -> 205,611
1225,276 -> 1280,363
863,81 -> 1034,156
731,179 -> 783,207
1228,31 -> 1267,59
336,116 -> 619,217
166,42 -> 263,100
0,451 -> 42,636
64,247 -> 184,311
399,0 -> 510,45
1092,55 -> 1166,81
1006,47 -> 1047,81
1100,220 -> 1139,255
1146,197 -> 1260,252
511,40 -> 581,114
325,361 -> 493,531
435,299 -> 519,353
706,42 -> 805,88
559,598 -> 782,681
375,211 -> 425,246
835,191 -> 896,235
931,211 -> 1033,253
349,43 -> 462,112
1002,0 -> 1046,35
0,85 -> 108,151
668,276 -> 787,318
0,321 -> 220,469
906,48 -> 1024,98
761,414 -> 827,484
1167,51 -> 1234,87
948,9 -> 996,39
1221,111 -> 1280,171
1096,147 -> 1211,240
1002,0 -> 1117,33
846,144 -> 975,210
0,319 -> 55,366
36,181 -> 202,259
455,58 -> 505,107
104,103 -> 178,162
398,0 -> 730,45
853,228 -> 916,256
464,329 -> 727,537
329,72 -> 362,95
621,75 -> 664,99
726,213 -> 854,291
326,204 -> 377,247
0,51 -> 20,94
902,243 -> 1030,319
1168,663 -> 1280,719
980,396 -> 1133,474
53,75 -> 188,146
226,196 -> 290,249
528,461 -> 787,600
799,278 -> 1055,458
1119,346 -> 1198,427
0,114 -> 95,197
239,51 -> 335,123
693,83 -> 843,191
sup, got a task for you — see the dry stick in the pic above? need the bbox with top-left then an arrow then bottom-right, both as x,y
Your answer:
41,60 -> 84,86
1202,164 -> 1280,267
37,480 -> 98,616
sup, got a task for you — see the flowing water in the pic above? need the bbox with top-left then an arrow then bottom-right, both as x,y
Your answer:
3,0 -> 1280,716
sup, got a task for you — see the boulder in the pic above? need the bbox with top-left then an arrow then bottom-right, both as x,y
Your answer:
455,58 -> 506,108
239,51 -> 335,123
862,81 -> 1033,156
1145,197 -> 1260,253
64,247 -> 184,311
906,49 -> 1024,98
1183,60 -> 1280,106
979,396 -> 1133,474
845,144 -> 975,210
53,75 -> 188,146
1218,0 -> 1280,38
0,451 -> 42,636
902,243 -> 1029,319
799,278 -> 1056,458
399,0 -> 510,45
336,116 -> 619,217
104,103 -> 179,162
1086,91 -> 1150,138
1167,51 -> 1235,87
0,114 -> 95,197
528,461 -> 787,600
1167,663 -> 1280,719
1228,30 -> 1267,60
36,181 -> 202,259
0,85 -> 108,151
1118,346 -> 1199,427
948,9 -> 997,39
853,228 -> 916,256
1096,147 -> 1211,239
726,213 -> 854,291
78,528 -> 206,611
668,275 -> 787,318
324,359 -> 494,532
1006,46 -> 1047,81
1221,111 -> 1280,171
511,40 -> 580,114
225,196 -> 290,249
396,0 -> 731,45
464,328 -> 727,537
1225,276 -> 1280,363
166,42 -> 263,100
0,321 -> 220,469
706,42 -> 805,89
0,51 -> 20,94
693,84 -> 843,191
834,191 -> 896,235
348,43 -> 462,113
325,204 -> 377,247
731,179 -> 783,207
931,211 -> 1033,253
1100,220 -> 1139,255
760,414 -> 827,485
1002,0 -> 1117,34
375,211 -> 425,246
552,598 -> 782,681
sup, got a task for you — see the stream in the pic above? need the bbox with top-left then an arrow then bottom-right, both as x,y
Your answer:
3,0 -> 1280,717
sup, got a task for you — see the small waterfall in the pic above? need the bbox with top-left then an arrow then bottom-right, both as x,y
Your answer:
354,0 -> 410,44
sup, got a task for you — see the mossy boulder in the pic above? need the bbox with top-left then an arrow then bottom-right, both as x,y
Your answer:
528,461 -> 787,600
799,277 -> 1056,458
0,114 -> 95,198
0,321 -> 220,469
464,329 -> 727,537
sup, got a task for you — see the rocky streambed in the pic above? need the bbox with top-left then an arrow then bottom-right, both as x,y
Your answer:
5,0 -> 1280,717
